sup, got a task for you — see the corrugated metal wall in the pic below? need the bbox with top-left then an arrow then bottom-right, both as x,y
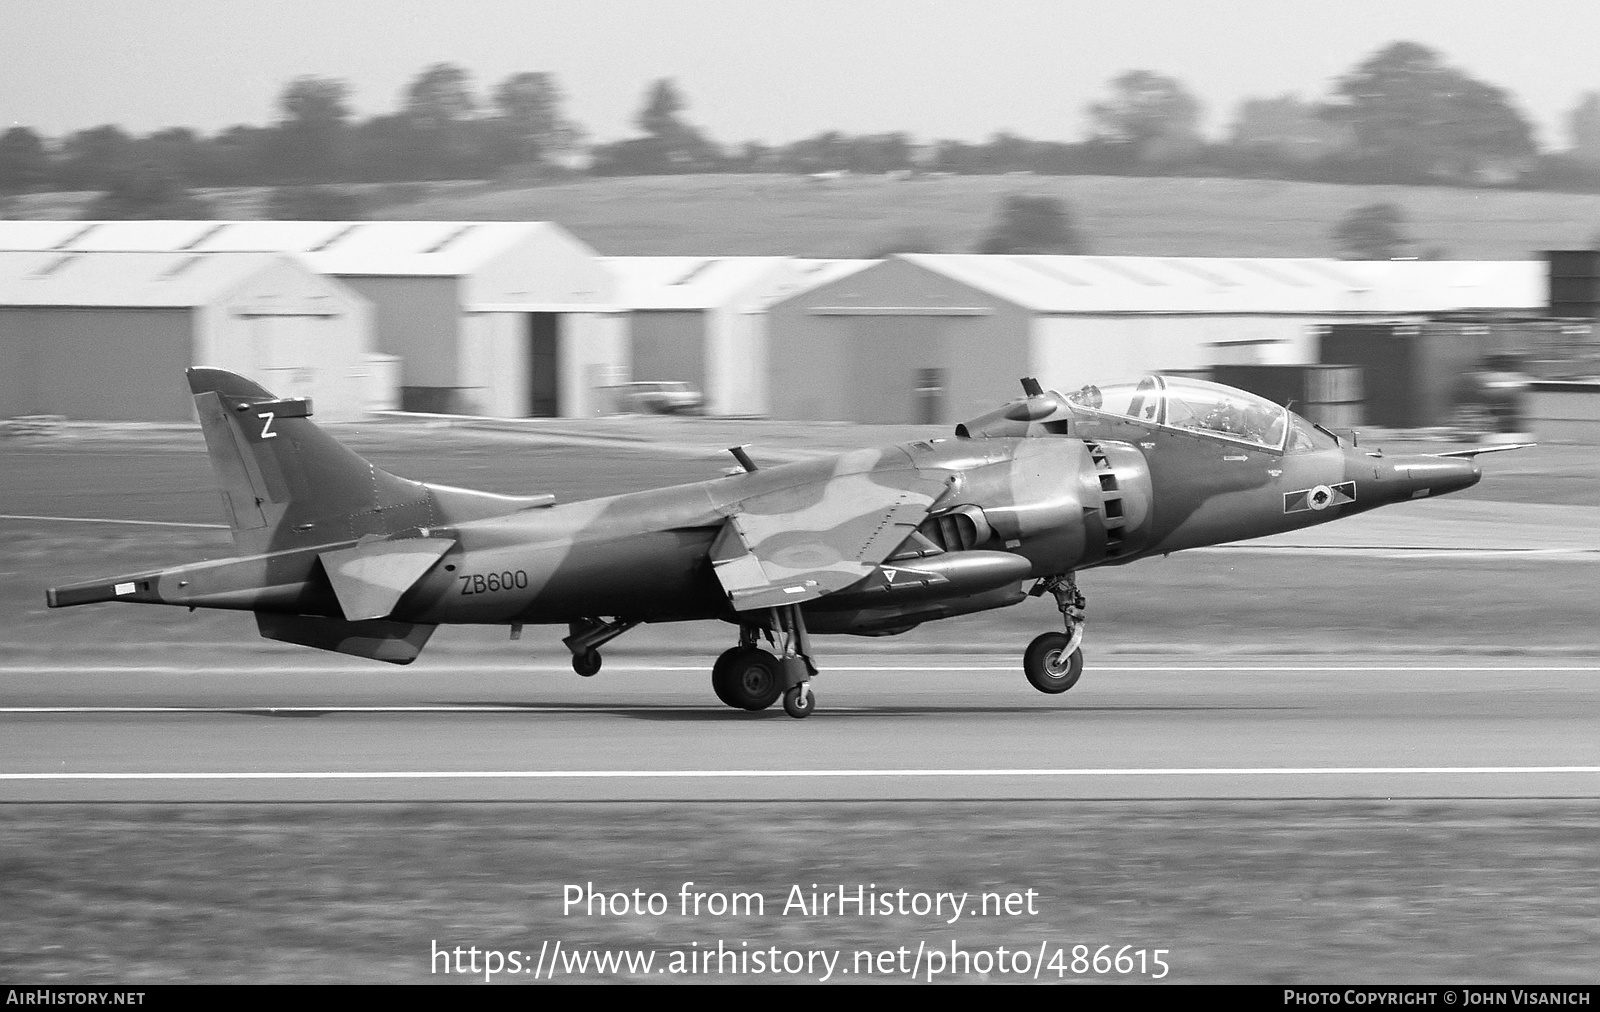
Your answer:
0,308 -> 192,420
630,310 -> 705,388
338,276 -> 461,388
841,316 -> 956,424
766,258 -> 1027,422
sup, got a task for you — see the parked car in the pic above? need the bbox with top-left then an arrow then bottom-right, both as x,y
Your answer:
612,381 -> 705,415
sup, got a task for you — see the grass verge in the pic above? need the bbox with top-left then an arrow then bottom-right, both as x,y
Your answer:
1,801 -> 1595,983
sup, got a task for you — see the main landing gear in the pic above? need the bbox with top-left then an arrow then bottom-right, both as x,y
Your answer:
712,604 -> 817,718
560,610 -> 818,718
1024,573 -> 1086,694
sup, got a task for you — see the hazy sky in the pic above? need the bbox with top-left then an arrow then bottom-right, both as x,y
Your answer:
4,0 -> 1600,149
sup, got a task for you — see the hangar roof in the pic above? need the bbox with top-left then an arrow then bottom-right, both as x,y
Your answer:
601,256 -> 880,310
894,255 -> 1546,315
0,220 -> 580,278
0,251 -> 322,307
601,256 -> 795,309
790,258 -> 879,295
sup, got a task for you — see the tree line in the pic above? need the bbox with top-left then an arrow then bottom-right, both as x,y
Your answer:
6,41 -> 1600,210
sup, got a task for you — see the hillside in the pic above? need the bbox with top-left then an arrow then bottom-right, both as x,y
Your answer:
6,174 -> 1600,260
378,174 -> 1600,260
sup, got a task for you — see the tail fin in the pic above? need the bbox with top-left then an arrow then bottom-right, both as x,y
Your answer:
189,368 -> 556,554
188,367 -> 437,553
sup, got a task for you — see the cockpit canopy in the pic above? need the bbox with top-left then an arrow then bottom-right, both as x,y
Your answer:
1066,374 -> 1290,450
957,373 -> 1336,452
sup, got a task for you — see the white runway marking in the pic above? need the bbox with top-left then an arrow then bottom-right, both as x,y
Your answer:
5,664 -> 1600,676
0,705 -> 725,714
1204,545 -> 1599,558
4,766 -> 1599,781
0,514 -> 227,529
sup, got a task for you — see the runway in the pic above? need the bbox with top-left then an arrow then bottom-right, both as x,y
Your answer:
4,653 -> 1597,803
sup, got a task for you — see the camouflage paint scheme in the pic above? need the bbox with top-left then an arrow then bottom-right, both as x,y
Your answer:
48,369 -> 1485,708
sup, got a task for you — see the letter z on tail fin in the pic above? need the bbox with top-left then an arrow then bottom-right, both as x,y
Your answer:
187,367 -> 435,552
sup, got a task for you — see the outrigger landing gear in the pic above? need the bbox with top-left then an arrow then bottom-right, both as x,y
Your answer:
563,617 -> 638,677
711,605 -> 817,718
1024,573 -> 1086,694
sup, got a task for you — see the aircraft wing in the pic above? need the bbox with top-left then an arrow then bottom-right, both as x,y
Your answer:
709,474 -> 946,612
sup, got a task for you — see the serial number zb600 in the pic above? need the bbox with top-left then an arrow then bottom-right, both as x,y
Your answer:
458,571 -> 529,595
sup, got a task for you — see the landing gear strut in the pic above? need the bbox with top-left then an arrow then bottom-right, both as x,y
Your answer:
1024,573 -> 1085,694
712,605 -> 817,718
563,617 -> 638,677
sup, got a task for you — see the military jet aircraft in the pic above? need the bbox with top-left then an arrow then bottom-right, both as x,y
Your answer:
47,368 -> 1513,718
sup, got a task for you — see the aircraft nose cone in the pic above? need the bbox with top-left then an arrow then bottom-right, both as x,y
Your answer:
1393,455 -> 1480,500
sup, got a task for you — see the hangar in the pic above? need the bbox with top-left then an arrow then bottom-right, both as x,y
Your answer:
0,251 -> 376,422
0,220 -> 622,418
603,256 -> 834,416
764,254 -> 1547,422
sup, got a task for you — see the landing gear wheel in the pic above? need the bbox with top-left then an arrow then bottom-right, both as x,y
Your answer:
711,647 -> 744,707
1024,632 -> 1082,694
782,684 -> 815,719
719,648 -> 781,711
572,649 -> 602,677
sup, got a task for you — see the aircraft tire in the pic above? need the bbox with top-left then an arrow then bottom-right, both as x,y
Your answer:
782,684 -> 815,719
1024,632 -> 1082,694
711,647 -> 744,708
573,649 -> 602,677
721,648 -> 782,711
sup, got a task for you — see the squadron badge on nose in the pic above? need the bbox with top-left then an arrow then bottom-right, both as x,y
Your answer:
1284,481 -> 1356,513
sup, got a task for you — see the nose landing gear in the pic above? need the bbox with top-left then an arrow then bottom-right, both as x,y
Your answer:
1024,631 -> 1083,693
1025,573 -> 1085,694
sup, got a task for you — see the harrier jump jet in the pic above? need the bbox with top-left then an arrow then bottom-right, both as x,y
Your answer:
47,369 -> 1510,718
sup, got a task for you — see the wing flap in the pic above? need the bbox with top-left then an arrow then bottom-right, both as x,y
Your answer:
710,480 -> 941,612
318,537 -> 454,621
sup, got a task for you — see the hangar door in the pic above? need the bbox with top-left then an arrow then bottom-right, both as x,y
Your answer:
843,317 -> 956,423
527,313 -> 561,417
